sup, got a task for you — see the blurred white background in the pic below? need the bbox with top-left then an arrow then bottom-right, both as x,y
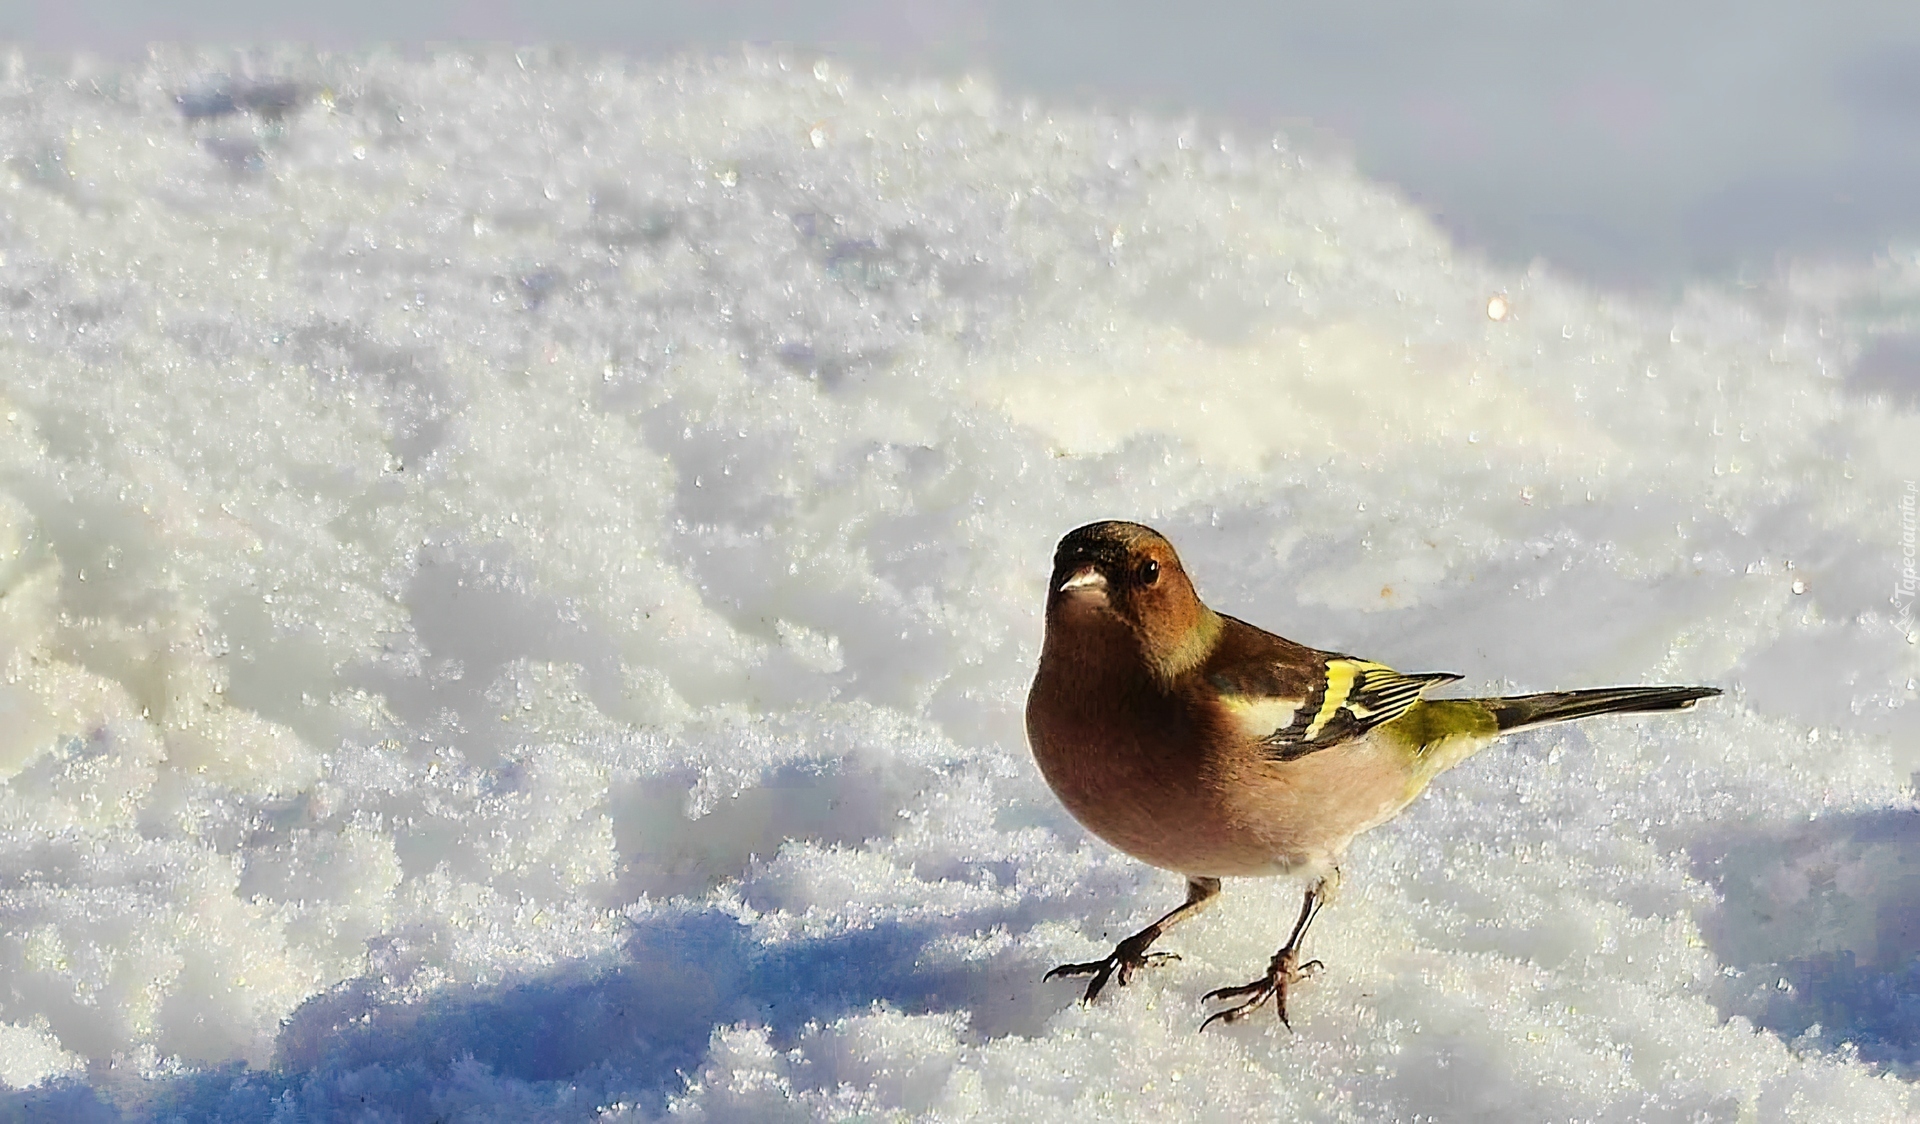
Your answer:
4,0 -> 1919,287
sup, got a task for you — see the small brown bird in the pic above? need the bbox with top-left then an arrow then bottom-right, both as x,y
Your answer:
1026,520 -> 1719,1028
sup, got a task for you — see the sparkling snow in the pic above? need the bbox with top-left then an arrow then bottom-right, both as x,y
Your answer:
0,45 -> 1914,1121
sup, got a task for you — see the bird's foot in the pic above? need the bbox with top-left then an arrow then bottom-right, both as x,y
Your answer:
1045,929 -> 1179,1002
1200,948 -> 1323,1030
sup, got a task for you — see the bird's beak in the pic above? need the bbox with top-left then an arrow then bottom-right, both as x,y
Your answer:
1057,565 -> 1107,594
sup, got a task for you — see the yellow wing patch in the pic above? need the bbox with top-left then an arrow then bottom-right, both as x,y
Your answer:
1264,660 -> 1463,758
1302,660 -> 1370,740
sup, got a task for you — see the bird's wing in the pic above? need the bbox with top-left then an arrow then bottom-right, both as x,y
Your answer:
1266,660 -> 1464,759
1209,645 -> 1462,760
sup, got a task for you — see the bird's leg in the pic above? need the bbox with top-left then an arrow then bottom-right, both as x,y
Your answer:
1201,877 -> 1329,1030
1047,876 -> 1222,1002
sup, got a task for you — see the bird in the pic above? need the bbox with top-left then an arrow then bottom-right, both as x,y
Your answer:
1025,520 -> 1720,1029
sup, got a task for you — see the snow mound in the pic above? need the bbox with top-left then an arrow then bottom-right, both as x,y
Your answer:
0,44 -> 1913,1120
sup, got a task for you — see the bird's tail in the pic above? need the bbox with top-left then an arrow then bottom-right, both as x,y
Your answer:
1478,686 -> 1722,732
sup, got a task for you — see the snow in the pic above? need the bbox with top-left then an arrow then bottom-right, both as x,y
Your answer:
0,44 -> 1913,1120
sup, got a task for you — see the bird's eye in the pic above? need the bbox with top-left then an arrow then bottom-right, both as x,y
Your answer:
1139,559 -> 1160,586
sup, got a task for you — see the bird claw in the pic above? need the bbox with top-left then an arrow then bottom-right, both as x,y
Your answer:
1045,938 -> 1180,1002
1200,948 -> 1316,1030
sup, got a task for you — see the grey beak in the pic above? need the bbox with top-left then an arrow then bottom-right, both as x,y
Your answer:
1057,565 -> 1107,593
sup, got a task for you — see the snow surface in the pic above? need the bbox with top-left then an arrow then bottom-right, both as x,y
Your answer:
0,45 -> 1914,1121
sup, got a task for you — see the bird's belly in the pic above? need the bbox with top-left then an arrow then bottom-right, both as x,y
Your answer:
1030,715 -> 1421,879
1054,790 -> 1290,878
1028,718 -> 1345,879
1058,784 -> 1297,878
1219,735 -> 1421,871
1028,718 -> 1233,875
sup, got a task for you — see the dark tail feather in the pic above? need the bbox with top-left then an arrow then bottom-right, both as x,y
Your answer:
1482,686 -> 1722,732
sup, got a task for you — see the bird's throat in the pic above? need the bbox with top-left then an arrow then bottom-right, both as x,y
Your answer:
1042,601 -> 1221,692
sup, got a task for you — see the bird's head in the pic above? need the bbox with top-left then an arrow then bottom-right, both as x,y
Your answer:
1046,520 -> 1221,682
